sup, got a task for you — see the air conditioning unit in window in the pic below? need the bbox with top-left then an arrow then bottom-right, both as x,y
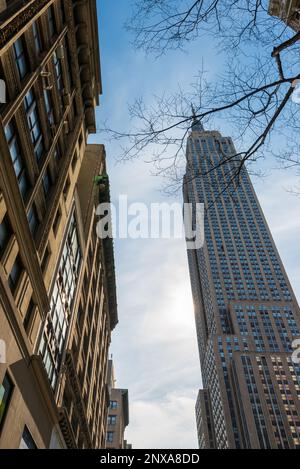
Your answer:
56,44 -> 65,60
41,71 -> 53,90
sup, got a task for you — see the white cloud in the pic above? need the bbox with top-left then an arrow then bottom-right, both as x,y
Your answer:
125,391 -> 198,449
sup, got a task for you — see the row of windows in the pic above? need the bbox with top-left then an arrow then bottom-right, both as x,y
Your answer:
2,2 -> 78,240
39,213 -> 82,390
0,192 -> 70,337
10,3 -> 64,84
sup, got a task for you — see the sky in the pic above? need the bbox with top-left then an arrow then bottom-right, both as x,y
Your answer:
89,0 -> 300,449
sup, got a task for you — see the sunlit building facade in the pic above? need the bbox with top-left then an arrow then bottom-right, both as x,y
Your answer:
0,0 -> 118,449
106,360 -> 130,450
184,119 -> 300,449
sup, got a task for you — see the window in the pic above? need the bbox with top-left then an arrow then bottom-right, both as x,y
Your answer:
32,22 -> 42,54
71,151 -> 78,172
63,176 -> 70,199
43,89 -> 54,125
106,432 -> 114,443
53,51 -> 63,103
53,207 -> 61,235
41,245 -> 50,273
65,38 -> 73,87
108,415 -> 117,426
110,400 -> 118,410
27,205 -> 39,236
19,426 -> 37,449
60,0 -> 66,25
0,214 -> 12,256
24,90 -> 44,163
79,131 -> 83,148
13,37 -> 29,80
42,167 -> 52,199
54,144 -> 62,162
47,5 -> 56,38
23,299 -> 35,333
8,255 -> 23,293
0,373 -> 14,431
5,121 -> 30,200
0,60 -> 6,112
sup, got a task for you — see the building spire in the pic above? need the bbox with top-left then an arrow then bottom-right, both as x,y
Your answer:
191,104 -> 204,132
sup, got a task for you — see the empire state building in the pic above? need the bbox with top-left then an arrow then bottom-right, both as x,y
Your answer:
184,119 -> 300,449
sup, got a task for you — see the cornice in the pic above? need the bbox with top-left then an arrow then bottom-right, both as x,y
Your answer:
0,0 -> 54,51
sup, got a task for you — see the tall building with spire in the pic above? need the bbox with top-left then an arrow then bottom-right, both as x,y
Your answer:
184,119 -> 300,449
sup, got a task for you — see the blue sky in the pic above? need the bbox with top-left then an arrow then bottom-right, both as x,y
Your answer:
89,0 -> 300,449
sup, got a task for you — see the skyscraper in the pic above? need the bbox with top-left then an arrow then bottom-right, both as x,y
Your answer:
184,119 -> 300,449
0,0 -> 118,449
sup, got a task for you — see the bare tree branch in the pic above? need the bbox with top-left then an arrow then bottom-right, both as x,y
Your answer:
100,0 -> 300,203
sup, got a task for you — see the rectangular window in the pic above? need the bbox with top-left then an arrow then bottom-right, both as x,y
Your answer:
8,255 -> 23,293
106,432 -> 114,443
24,89 -> 44,163
43,89 -> 54,125
53,52 -> 63,106
110,400 -> 118,410
5,121 -> 30,200
60,0 -> 66,25
0,60 -> 6,112
108,415 -> 117,426
19,426 -> 37,449
13,37 -> 29,80
27,205 -> 39,236
54,144 -> 62,162
23,299 -> 35,333
32,21 -> 42,54
65,39 -> 73,87
42,167 -> 52,199
53,207 -> 61,235
0,214 -> 12,256
47,5 -> 56,38
0,374 -> 14,431
41,245 -> 50,273
79,131 -> 83,148
63,176 -> 70,199
71,151 -> 78,172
